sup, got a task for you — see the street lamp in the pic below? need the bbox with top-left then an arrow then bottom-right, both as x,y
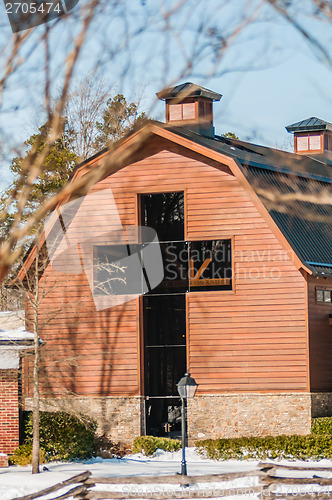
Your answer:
176,372 -> 198,476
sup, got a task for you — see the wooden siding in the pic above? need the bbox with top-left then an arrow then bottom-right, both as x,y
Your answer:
25,135 -> 308,398
308,276 -> 332,391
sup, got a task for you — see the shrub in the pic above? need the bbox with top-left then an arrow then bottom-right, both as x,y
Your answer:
195,434 -> 332,461
94,434 -> 131,458
24,412 -> 97,461
132,436 -> 181,456
9,444 -> 46,466
312,417 -> 332,435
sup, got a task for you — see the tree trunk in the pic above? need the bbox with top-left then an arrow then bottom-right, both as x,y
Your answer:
32,304 -> 40,474
32,248 -> 40,475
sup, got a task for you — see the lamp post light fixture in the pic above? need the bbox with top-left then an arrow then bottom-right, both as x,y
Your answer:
176,372 -> 198,476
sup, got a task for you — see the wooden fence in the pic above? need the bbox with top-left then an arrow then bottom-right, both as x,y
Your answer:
12,462 -> 332,500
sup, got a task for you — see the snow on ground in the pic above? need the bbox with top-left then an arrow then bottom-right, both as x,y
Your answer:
1,448 -> 332,500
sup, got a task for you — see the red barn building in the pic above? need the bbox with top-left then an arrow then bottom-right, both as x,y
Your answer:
22,83 -> 332,444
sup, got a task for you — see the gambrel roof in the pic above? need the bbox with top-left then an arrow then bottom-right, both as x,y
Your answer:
20,121 -> 332,280
165,124 -> 332,276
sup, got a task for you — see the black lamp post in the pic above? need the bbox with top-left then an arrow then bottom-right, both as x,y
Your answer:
176,372 -> 198,476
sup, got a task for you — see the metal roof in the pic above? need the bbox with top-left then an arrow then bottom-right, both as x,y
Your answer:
166,124 -> 332,181
157,83 -> 222,101
241,166 -> 332,275
165,124 -> 332,275
286,117 -> 332,133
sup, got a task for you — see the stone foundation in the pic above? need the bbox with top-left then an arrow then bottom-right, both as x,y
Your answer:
24,396 -> 143,445
187,393 -> 312,442
311,393 -> 332,418
25,392 -> 316,445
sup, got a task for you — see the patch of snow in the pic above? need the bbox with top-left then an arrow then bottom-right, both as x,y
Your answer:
0,329 -> 34,341
0,311 -> 25,331
1,450 -> 332,500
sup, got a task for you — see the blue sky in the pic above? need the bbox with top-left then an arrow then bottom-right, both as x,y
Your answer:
0,0 -> 332,191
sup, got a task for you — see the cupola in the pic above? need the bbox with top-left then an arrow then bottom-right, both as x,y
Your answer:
286,117 -> 332,155
157,82 -> 222,138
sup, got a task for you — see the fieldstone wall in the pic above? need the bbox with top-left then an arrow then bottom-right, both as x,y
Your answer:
311,393 -> 332,418
187,393 -> 312,443
25,393 -> 316,444
24,396 -> 143,444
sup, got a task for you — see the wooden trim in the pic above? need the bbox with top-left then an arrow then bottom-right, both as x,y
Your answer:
193,389 -> 309,394
186,293 -> 190,373
188,289 -> 235,297
136,195 -> 144,397
137,296 -> 144,396
231,235 -> 236,294
304,275 -> 310,392
186,234 -> 235,293
195,100 -> 199,124
295,132 -> 324,154
134,187 -> 187,194
184,188 -> 188,242
315,285 -> 332,305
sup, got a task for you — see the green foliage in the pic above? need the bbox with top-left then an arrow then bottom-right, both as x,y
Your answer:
94,94 -> 147,150
312,417 -> 332,435
1,92 -> 146,242
9,444 -> 46,466
195,434 -> 332,461
0,121 -> 79,240
9,123 -> 78,202
24,412 -> 97,461
221,132 -> 239,140
132,436 -> 182,456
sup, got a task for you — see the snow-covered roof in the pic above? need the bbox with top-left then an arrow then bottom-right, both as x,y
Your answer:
0,327 -> 34,344
0,310 -> 24,331
0,327 -> 35,369
0,311 -> 34,348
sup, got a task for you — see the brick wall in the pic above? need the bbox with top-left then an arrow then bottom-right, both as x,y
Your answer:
0,454 -> 9,467
0,369 -> 19,455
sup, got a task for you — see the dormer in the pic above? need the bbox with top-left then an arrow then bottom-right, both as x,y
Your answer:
157,82 -> 222,138
286,117 -> 332,155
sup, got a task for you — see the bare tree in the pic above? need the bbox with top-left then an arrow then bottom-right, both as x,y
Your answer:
15,231 -> 61,474
16,228 -> 93,473
1,0 -> 331,283
65,74 -> 113,161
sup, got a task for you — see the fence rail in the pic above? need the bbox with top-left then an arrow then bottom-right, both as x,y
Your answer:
12,461 -> 332,500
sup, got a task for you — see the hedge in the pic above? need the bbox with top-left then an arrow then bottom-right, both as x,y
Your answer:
312,417 -> 332,435
9,444 -> 47,466
133,436 -> 181,456
195,434 -> 332,461
24,412 -> 97,461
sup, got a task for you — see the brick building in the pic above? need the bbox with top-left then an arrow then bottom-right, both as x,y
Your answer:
0,312 -> 33,459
